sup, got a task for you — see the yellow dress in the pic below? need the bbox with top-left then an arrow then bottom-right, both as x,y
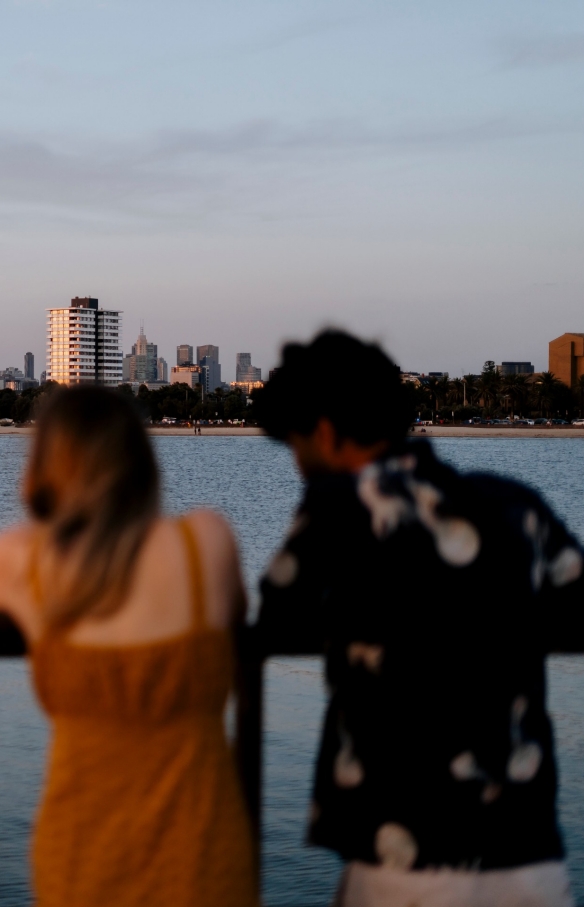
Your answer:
29,519 -> 259,907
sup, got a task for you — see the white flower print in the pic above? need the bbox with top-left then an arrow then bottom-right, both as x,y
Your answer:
375,823 -> 418,869
548,546 -> 583,587
334,732 -> 365,789
358,469 -> 411,538
267,551 -> 299,587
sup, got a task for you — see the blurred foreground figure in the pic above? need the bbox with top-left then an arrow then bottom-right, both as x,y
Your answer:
254,331 -> 580,907
0,387 -> 258,907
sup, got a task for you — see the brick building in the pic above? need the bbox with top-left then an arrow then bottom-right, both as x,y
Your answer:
549,333 -> 584,387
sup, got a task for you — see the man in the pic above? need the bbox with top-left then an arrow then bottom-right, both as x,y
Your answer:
252,330 -> 581,906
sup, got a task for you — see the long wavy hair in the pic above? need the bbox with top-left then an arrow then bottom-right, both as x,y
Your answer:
23,385 -> 159,629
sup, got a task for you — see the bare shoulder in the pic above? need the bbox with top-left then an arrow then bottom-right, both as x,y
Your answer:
0,525 -> 32,576
0,525 -> 38,633
185,509 -> 238,558
182,509 -> 245,627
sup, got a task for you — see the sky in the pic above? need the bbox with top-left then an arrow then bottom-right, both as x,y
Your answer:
0,0 -> 583,381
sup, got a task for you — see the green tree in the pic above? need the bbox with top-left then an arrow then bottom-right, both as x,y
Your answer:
0,389 -> 17,419
533,371 -> 564,417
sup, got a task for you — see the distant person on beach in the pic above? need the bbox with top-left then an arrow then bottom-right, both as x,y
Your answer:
253,330 -> 581,907
0,386 -> 258,907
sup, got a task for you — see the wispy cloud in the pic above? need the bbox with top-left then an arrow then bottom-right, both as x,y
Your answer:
0,113 -> 581,229
232,13 -> 361,55
500,33 -> 584,68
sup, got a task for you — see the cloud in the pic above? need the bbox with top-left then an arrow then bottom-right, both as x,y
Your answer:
234,14 -> 360,55
500,33 -> 584,68
0,112 -> 581,229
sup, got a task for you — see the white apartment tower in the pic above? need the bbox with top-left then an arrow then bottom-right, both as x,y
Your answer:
47,297 -> 123,387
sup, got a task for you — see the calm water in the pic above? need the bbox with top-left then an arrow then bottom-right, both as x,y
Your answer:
0,436 -> 584,905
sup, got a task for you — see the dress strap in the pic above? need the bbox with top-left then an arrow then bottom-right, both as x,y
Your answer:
178,517 -> 207,630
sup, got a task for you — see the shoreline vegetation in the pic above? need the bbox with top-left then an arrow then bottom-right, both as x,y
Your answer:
4,425 -> 584,439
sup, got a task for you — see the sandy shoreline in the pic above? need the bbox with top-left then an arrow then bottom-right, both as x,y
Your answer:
2,425 -> 584,439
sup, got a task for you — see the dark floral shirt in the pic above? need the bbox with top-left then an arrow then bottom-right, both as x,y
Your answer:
256,441 -> 584,871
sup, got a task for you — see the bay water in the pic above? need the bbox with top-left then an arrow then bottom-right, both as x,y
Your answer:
0,436 -> 583,904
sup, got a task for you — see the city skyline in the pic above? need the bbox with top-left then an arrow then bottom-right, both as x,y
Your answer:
1,1 -> 582,380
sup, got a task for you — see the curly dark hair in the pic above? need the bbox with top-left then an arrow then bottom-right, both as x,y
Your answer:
253,330 -> 413,446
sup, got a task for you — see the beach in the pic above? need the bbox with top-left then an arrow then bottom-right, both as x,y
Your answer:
3,425 -> 584,439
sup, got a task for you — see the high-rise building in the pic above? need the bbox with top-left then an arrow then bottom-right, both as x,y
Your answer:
123,326 -> 158,384
157,357 -> 168,382
177,344 -> 194,366
24,352 -> 34,380
236,353 -> 261,384
196,345 -> 221,393
170,365 -> 202,389
47,297 -> 122,386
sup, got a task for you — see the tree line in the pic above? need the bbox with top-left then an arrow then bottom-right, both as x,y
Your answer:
0,363 -> 581,426
0,382 -> 251,424
405,361 -> 581,422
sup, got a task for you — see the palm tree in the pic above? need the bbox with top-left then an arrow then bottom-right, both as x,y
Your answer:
533,371 -> 563,417
462,374 -> 478,407
447,378 -> 465,407
436,375 -> 451,409
573,375 -> 584,416
476,366 -> 501,414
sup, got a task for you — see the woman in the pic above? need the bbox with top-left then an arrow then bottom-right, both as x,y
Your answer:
0,386 -> 258,907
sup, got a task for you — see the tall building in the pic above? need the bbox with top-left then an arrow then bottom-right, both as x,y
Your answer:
197,345 -> 221,393
177,344 -> 194,366
498,362 -> 535,376
549,334 -> 584,386
47,297 -> 122,386
157,357 -> 168,382
236,353 -> 261,383
170,365 -> 202,389
123,326 -> 158,384
24,352 -> 34,380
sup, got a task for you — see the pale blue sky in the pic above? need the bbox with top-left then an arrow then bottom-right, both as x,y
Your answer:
1,0 -> 583,379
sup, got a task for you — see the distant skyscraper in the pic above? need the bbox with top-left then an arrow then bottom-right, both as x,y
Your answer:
170,365 -> 202,389
123,326 -> 158,384
177,344 -> 194,366
24,352 -> 34,380
197,345 -> 221,393
47,297 -> 122,386
157,357 -> 168,382
236,352 -> 261,383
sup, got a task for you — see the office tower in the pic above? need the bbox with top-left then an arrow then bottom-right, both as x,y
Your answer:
123,326 -> 158,384
498,362 -> 535,376
549,334 -> 584,386
268,368 -> 279,381
236,353 -> 261,383
24,352 -> 34,380
47,297 -> 123,386
40,371 -> 47,385
170,365 -> 202,389
177,344 -> 194,366
157,357 -> 168,382
196,345 -> 221,393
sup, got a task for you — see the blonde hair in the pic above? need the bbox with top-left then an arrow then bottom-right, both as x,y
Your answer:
24,386 -> 159,629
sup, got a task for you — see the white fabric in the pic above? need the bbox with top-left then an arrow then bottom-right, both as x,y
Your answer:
335,860 -> 574,907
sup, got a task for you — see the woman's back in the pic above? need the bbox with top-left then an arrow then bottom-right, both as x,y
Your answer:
26,514 -> 258,907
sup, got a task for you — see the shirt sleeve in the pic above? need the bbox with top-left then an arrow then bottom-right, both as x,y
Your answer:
537,501 -> 584,653
254,491 -> 327,657
254,476 -> 358,658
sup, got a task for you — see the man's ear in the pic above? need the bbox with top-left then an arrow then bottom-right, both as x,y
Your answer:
313,418 -> 340,455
